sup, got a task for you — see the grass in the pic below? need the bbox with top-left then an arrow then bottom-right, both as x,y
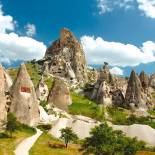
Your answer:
30,132 -> 82,155
69,92 -> 104,121
7,62 -> 54,89
0,128 -> 35,155
136,151 -> 155,155
107,106 -> 128,124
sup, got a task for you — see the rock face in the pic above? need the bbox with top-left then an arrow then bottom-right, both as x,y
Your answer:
149,73 -> 155,88
10,64 -> 40,126
96,81 -> 112,106
98,62 -> 113,84
36,77 -> 49,101
0,65 -> 7,127
139,71 -> 149,91
44,28 -> 88,84
125,70 -> 144,107
111,89 -> 125,106
47,77 -> 72,112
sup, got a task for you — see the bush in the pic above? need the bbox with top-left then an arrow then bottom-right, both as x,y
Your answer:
6,113 -> 18,137
37,124 -> 51,131
81,123 -> 146,155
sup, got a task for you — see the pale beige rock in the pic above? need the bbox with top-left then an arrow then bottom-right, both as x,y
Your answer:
36,77 -> 49,101
47,77 -> 72,112
10,64 -> 40,126
0,65 -> 7,127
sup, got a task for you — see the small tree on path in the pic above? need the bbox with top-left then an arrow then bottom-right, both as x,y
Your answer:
60,127 -> 78,148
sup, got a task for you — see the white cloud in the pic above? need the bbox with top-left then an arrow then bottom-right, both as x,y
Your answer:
0,2 -> 46,64
81,36 -> 155,67
97,0 -> 134,14
110,67 -> 124,75
0,33 -> 46,64
25,23 -> 36,37
137,0 -> 155,18
0,5 -> 15,33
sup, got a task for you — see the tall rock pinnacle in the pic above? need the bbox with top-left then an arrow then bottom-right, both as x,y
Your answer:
10,64 -> 39,126
125,70 -> 143,106
44,28 -> 88,84
0,65 -> 7,127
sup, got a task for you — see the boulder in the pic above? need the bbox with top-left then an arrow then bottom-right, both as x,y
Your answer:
47,77 -> 72,112
10,64 -> 40,126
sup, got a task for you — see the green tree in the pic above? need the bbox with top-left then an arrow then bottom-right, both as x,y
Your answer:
81,123 -> 145,155
60,127 -> 78,148
6,113 -> 18,137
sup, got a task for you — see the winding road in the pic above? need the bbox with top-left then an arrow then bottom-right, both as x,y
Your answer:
14,128 -> 43,155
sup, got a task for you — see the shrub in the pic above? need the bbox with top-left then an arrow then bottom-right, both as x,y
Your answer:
37,124 -> 51,131
81,123 -> 146,155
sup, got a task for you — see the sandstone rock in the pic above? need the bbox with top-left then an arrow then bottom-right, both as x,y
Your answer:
0,65 -> 7,127
98,62 -> 113,84
125,70 -> 144,107
149,73 -> 155,89
96,81 -> 112,106
139,71 -> 149,91
44,28 -> 88,84
36,76 -> 49,101
10,64 -> 40,126
111,89 -> 125,106
4,70 -> 13,92
47,77 -> 72,112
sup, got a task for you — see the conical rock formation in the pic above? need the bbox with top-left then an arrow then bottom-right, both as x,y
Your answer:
10,64 -> 40,126
125,70 -> 144,107
139,71 -> 149,91
47,77 -> 72,112
36,76 -> 49,101
0,65 -> 7,127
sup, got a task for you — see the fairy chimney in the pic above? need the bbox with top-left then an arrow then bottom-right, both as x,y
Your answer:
10,64 -> 40,126
0,65 -> 7,127
36,76 -> 49,101
47,77 -> 72,112
125,70 -> 143,106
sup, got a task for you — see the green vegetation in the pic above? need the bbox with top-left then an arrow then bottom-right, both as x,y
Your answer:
6,113 -> 18,137
81,123 -> 146,155
30,132 -> 82,155
0,123 -> 35,155
69,92 -> 104,121
60,127 -> 78,148
107,106 -> 128,124
37,124 -> 52,132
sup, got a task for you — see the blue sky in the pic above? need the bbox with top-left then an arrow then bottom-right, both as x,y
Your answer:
1,0 -> 155,75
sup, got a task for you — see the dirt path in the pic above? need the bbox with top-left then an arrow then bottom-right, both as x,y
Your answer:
14,128 -> 42,155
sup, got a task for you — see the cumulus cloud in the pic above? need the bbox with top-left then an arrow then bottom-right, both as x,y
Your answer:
81,36 -> 155,67
25,23 -> 36,37
0,33 -> 46,64
110,67 -> 124,75
137,0 -> 155,18
0,5 -> 15,33
0,2 -> 46,64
